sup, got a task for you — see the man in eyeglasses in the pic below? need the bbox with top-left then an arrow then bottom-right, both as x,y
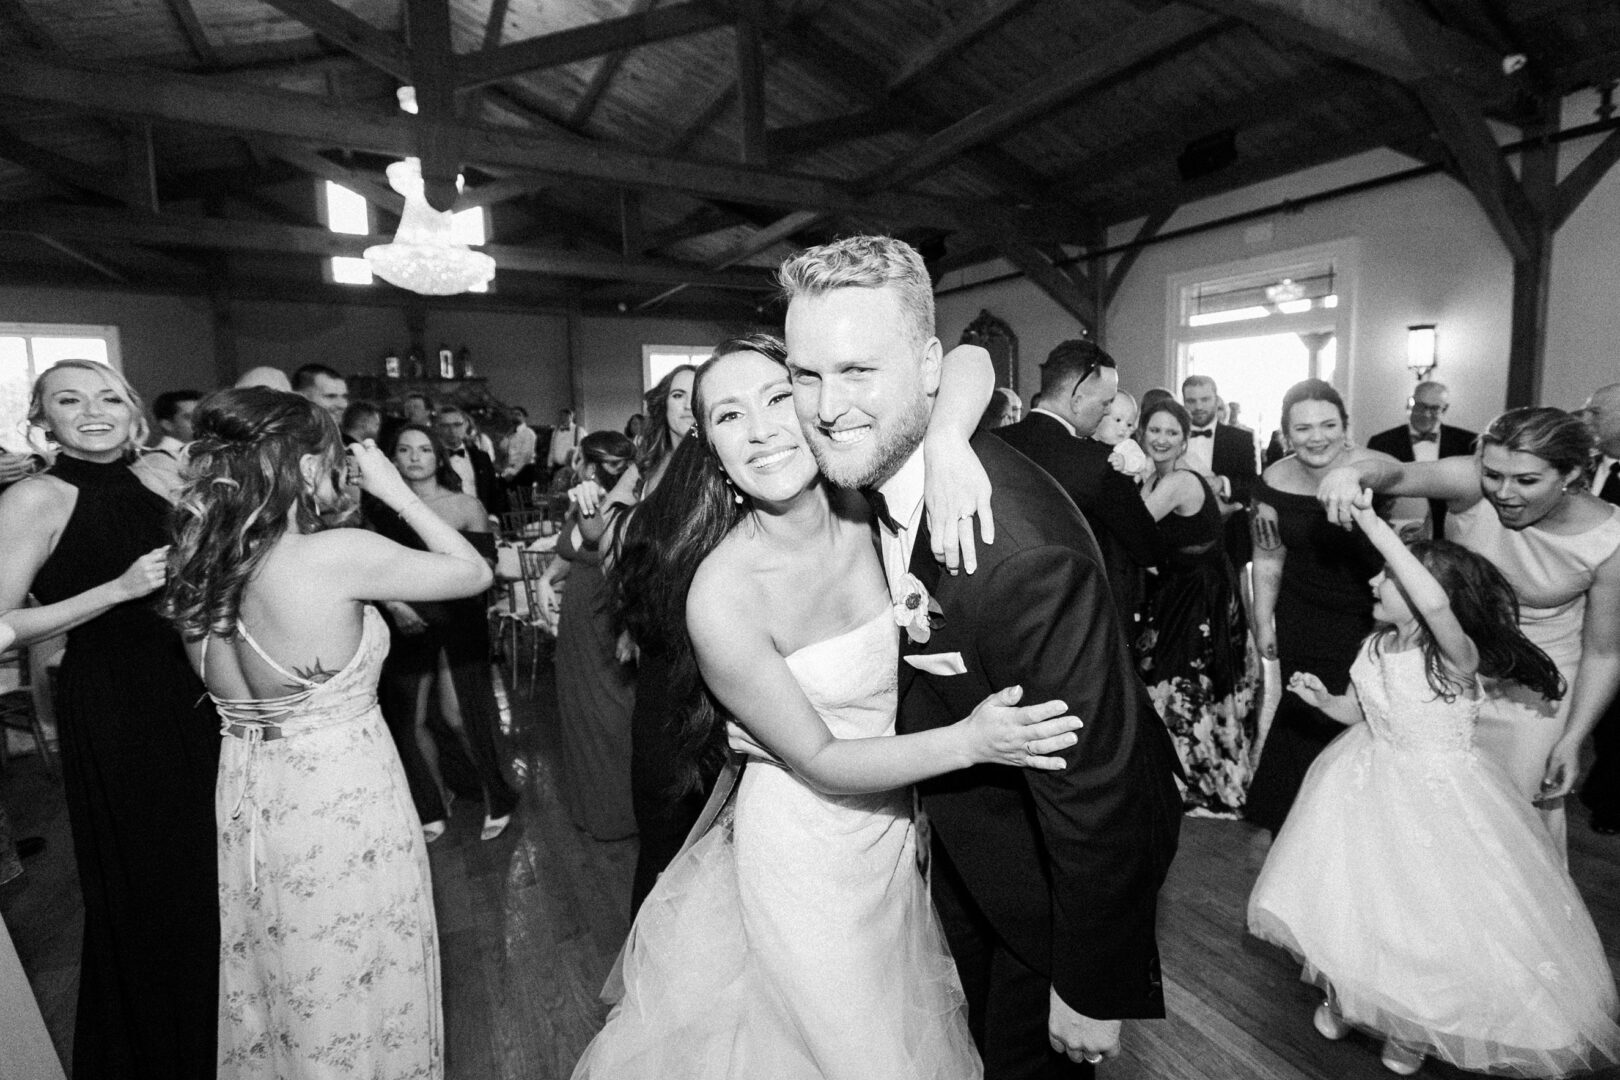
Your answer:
1366,381 -> 1477,539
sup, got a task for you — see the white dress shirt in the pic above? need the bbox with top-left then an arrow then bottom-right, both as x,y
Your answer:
876,447 -> 927,602
1390,427 -> 1441,538
1184,422 -> 1216,474
446,444 -> 477,496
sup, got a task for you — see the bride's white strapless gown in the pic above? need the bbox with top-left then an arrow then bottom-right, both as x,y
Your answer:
571,610 -> 981,1080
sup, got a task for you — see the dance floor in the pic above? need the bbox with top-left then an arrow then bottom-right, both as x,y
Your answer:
4,653 -> 1619,1079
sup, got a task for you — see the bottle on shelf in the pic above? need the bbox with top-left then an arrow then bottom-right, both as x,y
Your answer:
456,345 -> 474,378
438,343 -> 455,379
408,351 -> 424,379
383,350 -> 401,379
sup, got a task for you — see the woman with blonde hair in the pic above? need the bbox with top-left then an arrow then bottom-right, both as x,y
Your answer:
166,386 -> 491,1078
0,359 -> 220,1078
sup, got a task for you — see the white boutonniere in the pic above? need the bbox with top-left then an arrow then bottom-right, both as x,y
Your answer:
892,573 -> 944,645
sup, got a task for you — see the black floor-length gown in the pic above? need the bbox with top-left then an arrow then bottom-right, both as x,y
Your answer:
28,454 -> 219,1079
1244,477 -> 1382,833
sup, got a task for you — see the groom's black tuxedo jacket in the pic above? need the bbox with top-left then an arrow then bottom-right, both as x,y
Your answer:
897,433 -> 1182,1020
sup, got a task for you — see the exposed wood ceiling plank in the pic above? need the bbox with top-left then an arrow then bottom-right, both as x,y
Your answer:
568,0 -> 657,129
454,1 -> 733,91
456,173 -> 551,210
1185,0 -> 1517,105
0,204 -> 778,290
709,207 -> 821,270
165,0 -> 222,68
859,6 -> 1224,193
768,101 -> 909,158
735,0 -> 766,164
886,0 -> 1039,95
0,0 -> 58,50
258,0 -> 410,82
0,127 -> 127,201
1552,126 -> 1620,229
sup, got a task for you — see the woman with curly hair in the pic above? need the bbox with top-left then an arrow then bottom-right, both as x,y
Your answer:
0,359 -> 219,1078
166,387 -> 491,1080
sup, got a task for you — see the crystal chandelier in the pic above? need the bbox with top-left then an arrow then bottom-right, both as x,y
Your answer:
363,157 -> 496,295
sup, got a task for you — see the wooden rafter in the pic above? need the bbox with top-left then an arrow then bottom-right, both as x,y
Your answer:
165,0 -> 221,68
1552,127 -> 1620,229
1411,79 -> 1535,260
1185,0 -> 1517,105
569,0 -> 657,128
0,48 -> 1050,236
1104,207 -> 1174,308
32,234 -> 128,283
266,142 -> 404,216
257,0 -> 410,82
406,0 -> 461,212
994,241 -> 1096,327
454,1 -> 732,91
0,128 -> 127,202
859,7 -> 1224,193
0,204 -> 778,290
122,122 -> 159,212
887,0 -> 1038,94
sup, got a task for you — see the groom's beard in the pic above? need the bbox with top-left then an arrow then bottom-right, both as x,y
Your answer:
803,391 -> 931,491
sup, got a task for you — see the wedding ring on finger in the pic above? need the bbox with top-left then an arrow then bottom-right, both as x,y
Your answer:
1083,1052 -> 1104,1064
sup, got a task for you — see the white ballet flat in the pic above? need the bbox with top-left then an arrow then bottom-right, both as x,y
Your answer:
1313,1001 -> 1351,1041
481,814 -> 511,842
423,819 -> 448,844
1380,1039 -> 1424,1075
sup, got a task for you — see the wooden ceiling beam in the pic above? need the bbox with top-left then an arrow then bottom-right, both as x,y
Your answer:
993,240 -> 1096,327
1185,0 -> 1518,106
859,6 -> 1225,192
405,0 -> 461,212
0,48 -> 1052,237
1552,126 -> 1620,229
0,127 -> 127,201
31,234 -> 129,283
456,174 -> 551,211
165,0 -> 222,69
1103,206 -> 1173,308
257,0 -> 410,82
122,122 -> 159,212
453,1 -> 732,91
1410,79 -> 1535,259
569,0 -> 656,129
266,141 -> 404,216
887,0 -> 1039,95
0,204 -> 778,290
0,0 -> 58,51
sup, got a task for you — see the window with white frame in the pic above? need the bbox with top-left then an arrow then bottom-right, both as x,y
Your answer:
1166,240 -> 1356,445
322,180 -> 490,292
0,323 -> 122,452
643,344 -> 714,391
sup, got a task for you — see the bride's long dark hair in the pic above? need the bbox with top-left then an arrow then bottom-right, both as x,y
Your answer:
613,333 -> 790,790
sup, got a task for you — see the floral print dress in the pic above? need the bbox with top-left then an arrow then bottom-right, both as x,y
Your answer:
208,604 -> 441,1080
1139,472 -> 1258,816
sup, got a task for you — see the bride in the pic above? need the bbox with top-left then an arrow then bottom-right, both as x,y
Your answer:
573,336 -> 1080,1080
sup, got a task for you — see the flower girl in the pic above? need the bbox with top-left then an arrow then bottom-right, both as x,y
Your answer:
1247,492 -> 1620,1077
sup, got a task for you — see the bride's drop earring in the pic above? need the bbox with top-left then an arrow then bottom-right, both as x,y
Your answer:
724,472 -> 744,504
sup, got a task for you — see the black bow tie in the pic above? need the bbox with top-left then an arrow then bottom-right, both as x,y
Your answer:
1189,428 -> 1213,439
1410,431 -> 1438,444
862,488 -> 900,533
448,447 -> 467,457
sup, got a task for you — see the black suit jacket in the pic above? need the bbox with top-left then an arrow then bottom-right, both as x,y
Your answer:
1201,423 -> 1257,563
1365,423 -> 1476,538
896,433 -> 1182,1019
456,443 -> 506,516
993,412 -> 1165,623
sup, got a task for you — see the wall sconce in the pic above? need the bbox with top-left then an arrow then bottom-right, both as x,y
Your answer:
1406,324 -> 1437,379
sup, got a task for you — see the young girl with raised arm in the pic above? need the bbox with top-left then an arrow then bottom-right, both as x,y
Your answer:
1247,492 -> 1620,1077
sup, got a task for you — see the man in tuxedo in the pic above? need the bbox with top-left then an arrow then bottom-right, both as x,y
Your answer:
1180,376 -> 1257,567
782,236 -> 1181,1078
1579,382 -> 1620,834
434,404 -> 506,516
1365,381 -> 1477,539
994,340 -> 1164,626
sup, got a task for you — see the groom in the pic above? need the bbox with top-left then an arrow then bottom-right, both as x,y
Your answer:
781,236 -> 1182,1078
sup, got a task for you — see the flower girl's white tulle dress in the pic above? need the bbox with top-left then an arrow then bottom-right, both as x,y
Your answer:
1248,641 -> 1620,1077
571,610 -> 980,1080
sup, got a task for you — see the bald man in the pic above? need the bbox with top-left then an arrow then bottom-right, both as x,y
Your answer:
234,366 -> 292,392
1579,382 -> 1620,834
1365,380 -> 1477,539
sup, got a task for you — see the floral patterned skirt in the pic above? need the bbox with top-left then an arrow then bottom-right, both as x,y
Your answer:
216,708 -> 442,1080
1140,556 -> 1258,817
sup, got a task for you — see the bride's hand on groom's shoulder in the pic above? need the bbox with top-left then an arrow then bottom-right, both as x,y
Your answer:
962,685 -> 1081,771
923,432 -> 995,577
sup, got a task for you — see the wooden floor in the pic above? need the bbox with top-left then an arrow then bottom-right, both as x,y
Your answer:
4,655 -> 1620,1080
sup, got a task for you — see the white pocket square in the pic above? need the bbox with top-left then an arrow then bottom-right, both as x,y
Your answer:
903,651 -> 967,676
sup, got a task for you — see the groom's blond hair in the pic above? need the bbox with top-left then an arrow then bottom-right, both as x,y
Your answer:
777,235 -> 936,352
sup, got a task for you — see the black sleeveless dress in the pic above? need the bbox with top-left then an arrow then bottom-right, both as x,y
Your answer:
28,454 -> 219,1079
1243,477 -> 1382,833
1139,472 -> 1256,816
